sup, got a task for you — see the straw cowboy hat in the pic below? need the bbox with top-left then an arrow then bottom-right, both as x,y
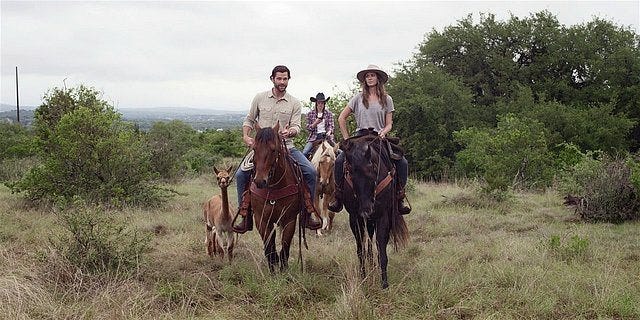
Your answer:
356,64 -> 389,84
310,92 -> 330,103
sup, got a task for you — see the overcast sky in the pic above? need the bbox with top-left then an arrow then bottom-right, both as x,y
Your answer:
1,1 -> 638,112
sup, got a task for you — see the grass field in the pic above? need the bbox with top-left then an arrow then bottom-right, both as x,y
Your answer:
1,176 -> 639,319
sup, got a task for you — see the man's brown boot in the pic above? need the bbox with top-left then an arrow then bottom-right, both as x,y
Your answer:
232,191 -> 253,234
397,188 -> 411,215
302,185 -> 322,230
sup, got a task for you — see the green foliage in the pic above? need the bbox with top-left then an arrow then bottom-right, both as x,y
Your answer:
416,11 -> 640,150
496,87 -> 635,153
51,205 -> 151,274
388,63 -> 476,180
0,123 -> 37,160
146,120 -> 197,179
9,85 -> 167,207
454,114 -> 554,192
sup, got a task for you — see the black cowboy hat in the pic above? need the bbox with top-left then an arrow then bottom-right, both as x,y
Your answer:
310,92 -> 330,103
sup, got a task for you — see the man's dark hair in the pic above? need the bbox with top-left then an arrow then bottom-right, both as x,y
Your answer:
271,65 -> 291,79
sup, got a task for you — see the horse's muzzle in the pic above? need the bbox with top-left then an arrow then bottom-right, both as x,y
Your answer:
254,178 -> 268,189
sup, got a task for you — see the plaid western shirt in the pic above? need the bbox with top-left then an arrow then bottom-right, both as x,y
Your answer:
305,109 -> 335,143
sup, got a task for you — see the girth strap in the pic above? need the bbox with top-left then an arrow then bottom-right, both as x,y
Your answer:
249,181 -> 299,201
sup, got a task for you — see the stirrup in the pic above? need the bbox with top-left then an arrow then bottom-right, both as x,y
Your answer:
232,213 -> 252,234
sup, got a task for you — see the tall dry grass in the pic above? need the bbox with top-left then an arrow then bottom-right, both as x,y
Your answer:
1,177 -> 639,319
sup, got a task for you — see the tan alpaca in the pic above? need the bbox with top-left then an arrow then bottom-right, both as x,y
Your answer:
204,166 -> 237,262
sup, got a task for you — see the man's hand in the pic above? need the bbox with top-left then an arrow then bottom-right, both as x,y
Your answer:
243,135 -> 254,147
279,126 -> 294,138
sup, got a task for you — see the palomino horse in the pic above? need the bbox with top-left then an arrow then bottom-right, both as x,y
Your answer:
340,132 -> 409,288
310,140 -> 337,235
250,123 -> 305,272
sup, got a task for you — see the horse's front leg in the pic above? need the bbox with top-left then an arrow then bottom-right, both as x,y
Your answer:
376,223 -> 391,289
279,218 -> 297,271
260,224 -> 278,273
349,214 -> 366,279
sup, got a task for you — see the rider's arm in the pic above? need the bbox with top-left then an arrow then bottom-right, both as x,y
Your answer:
379,112 -> 393,138
338,105 -> 352,139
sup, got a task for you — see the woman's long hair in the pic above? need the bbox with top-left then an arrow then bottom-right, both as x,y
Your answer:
361,76 -> 388,109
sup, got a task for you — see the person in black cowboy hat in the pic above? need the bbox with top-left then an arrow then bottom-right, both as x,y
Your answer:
302,92 -> 337,158
328,64 -> 411,215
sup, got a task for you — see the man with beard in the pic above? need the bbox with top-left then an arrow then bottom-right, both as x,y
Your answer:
232,65 -> 322,233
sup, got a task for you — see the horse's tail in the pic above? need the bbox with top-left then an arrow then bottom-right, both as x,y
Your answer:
390,211 -> 410,251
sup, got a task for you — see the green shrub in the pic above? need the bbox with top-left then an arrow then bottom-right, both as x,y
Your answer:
51,205 -> 151,274
8,85 -> 169,207
146,120 -> 197,180
454,114 -> 555,193
558,154 -> 640,222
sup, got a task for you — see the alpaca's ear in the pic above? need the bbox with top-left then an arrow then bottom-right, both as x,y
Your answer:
227,165 -> 233,173
214,166 -> 220,175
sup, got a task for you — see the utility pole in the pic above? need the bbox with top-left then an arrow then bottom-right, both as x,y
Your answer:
15,66 -> 20,124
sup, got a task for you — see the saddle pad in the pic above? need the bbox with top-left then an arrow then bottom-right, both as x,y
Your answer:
240,150 -> 255,171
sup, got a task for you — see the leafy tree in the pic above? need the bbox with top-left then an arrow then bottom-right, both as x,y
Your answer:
495,86 -> 635,153
9,85 -> 165,207
417,11 -> 640,150
388,63 -> 476,180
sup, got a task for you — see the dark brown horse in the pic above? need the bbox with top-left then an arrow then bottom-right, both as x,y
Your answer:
250,123 -> 304,272
340,133 -> 409,288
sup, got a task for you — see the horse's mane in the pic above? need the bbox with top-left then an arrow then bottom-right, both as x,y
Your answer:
255,127 -> 277,143
344,134 -> 388,166
310,141 -> 336,166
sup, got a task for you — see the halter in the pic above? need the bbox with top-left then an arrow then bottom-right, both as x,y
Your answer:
250,136 -> 300,202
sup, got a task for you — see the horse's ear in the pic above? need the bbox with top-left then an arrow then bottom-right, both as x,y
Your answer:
365,145 -> 372,159
274,121 -> 280,132
213,166 -> 220,175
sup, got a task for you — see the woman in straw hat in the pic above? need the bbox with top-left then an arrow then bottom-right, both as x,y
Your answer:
328,64 -> 410,215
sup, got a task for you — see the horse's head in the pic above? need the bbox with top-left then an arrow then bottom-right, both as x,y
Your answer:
213,165 -> 233,189
342,136 -> 384,219
312,141 -> 336,190
252,122 -> 282,189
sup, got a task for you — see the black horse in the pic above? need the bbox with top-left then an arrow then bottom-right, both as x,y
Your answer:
340,132 -> 409,288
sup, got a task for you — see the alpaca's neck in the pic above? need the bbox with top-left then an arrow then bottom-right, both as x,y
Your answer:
220,186 -> 229,216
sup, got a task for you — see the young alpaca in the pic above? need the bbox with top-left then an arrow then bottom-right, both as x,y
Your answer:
204,166 -> 237,262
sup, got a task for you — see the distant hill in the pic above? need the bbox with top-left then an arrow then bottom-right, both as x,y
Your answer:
0,105 -> 247,131
118,107 -> 246,118
0,103 -> 36,112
